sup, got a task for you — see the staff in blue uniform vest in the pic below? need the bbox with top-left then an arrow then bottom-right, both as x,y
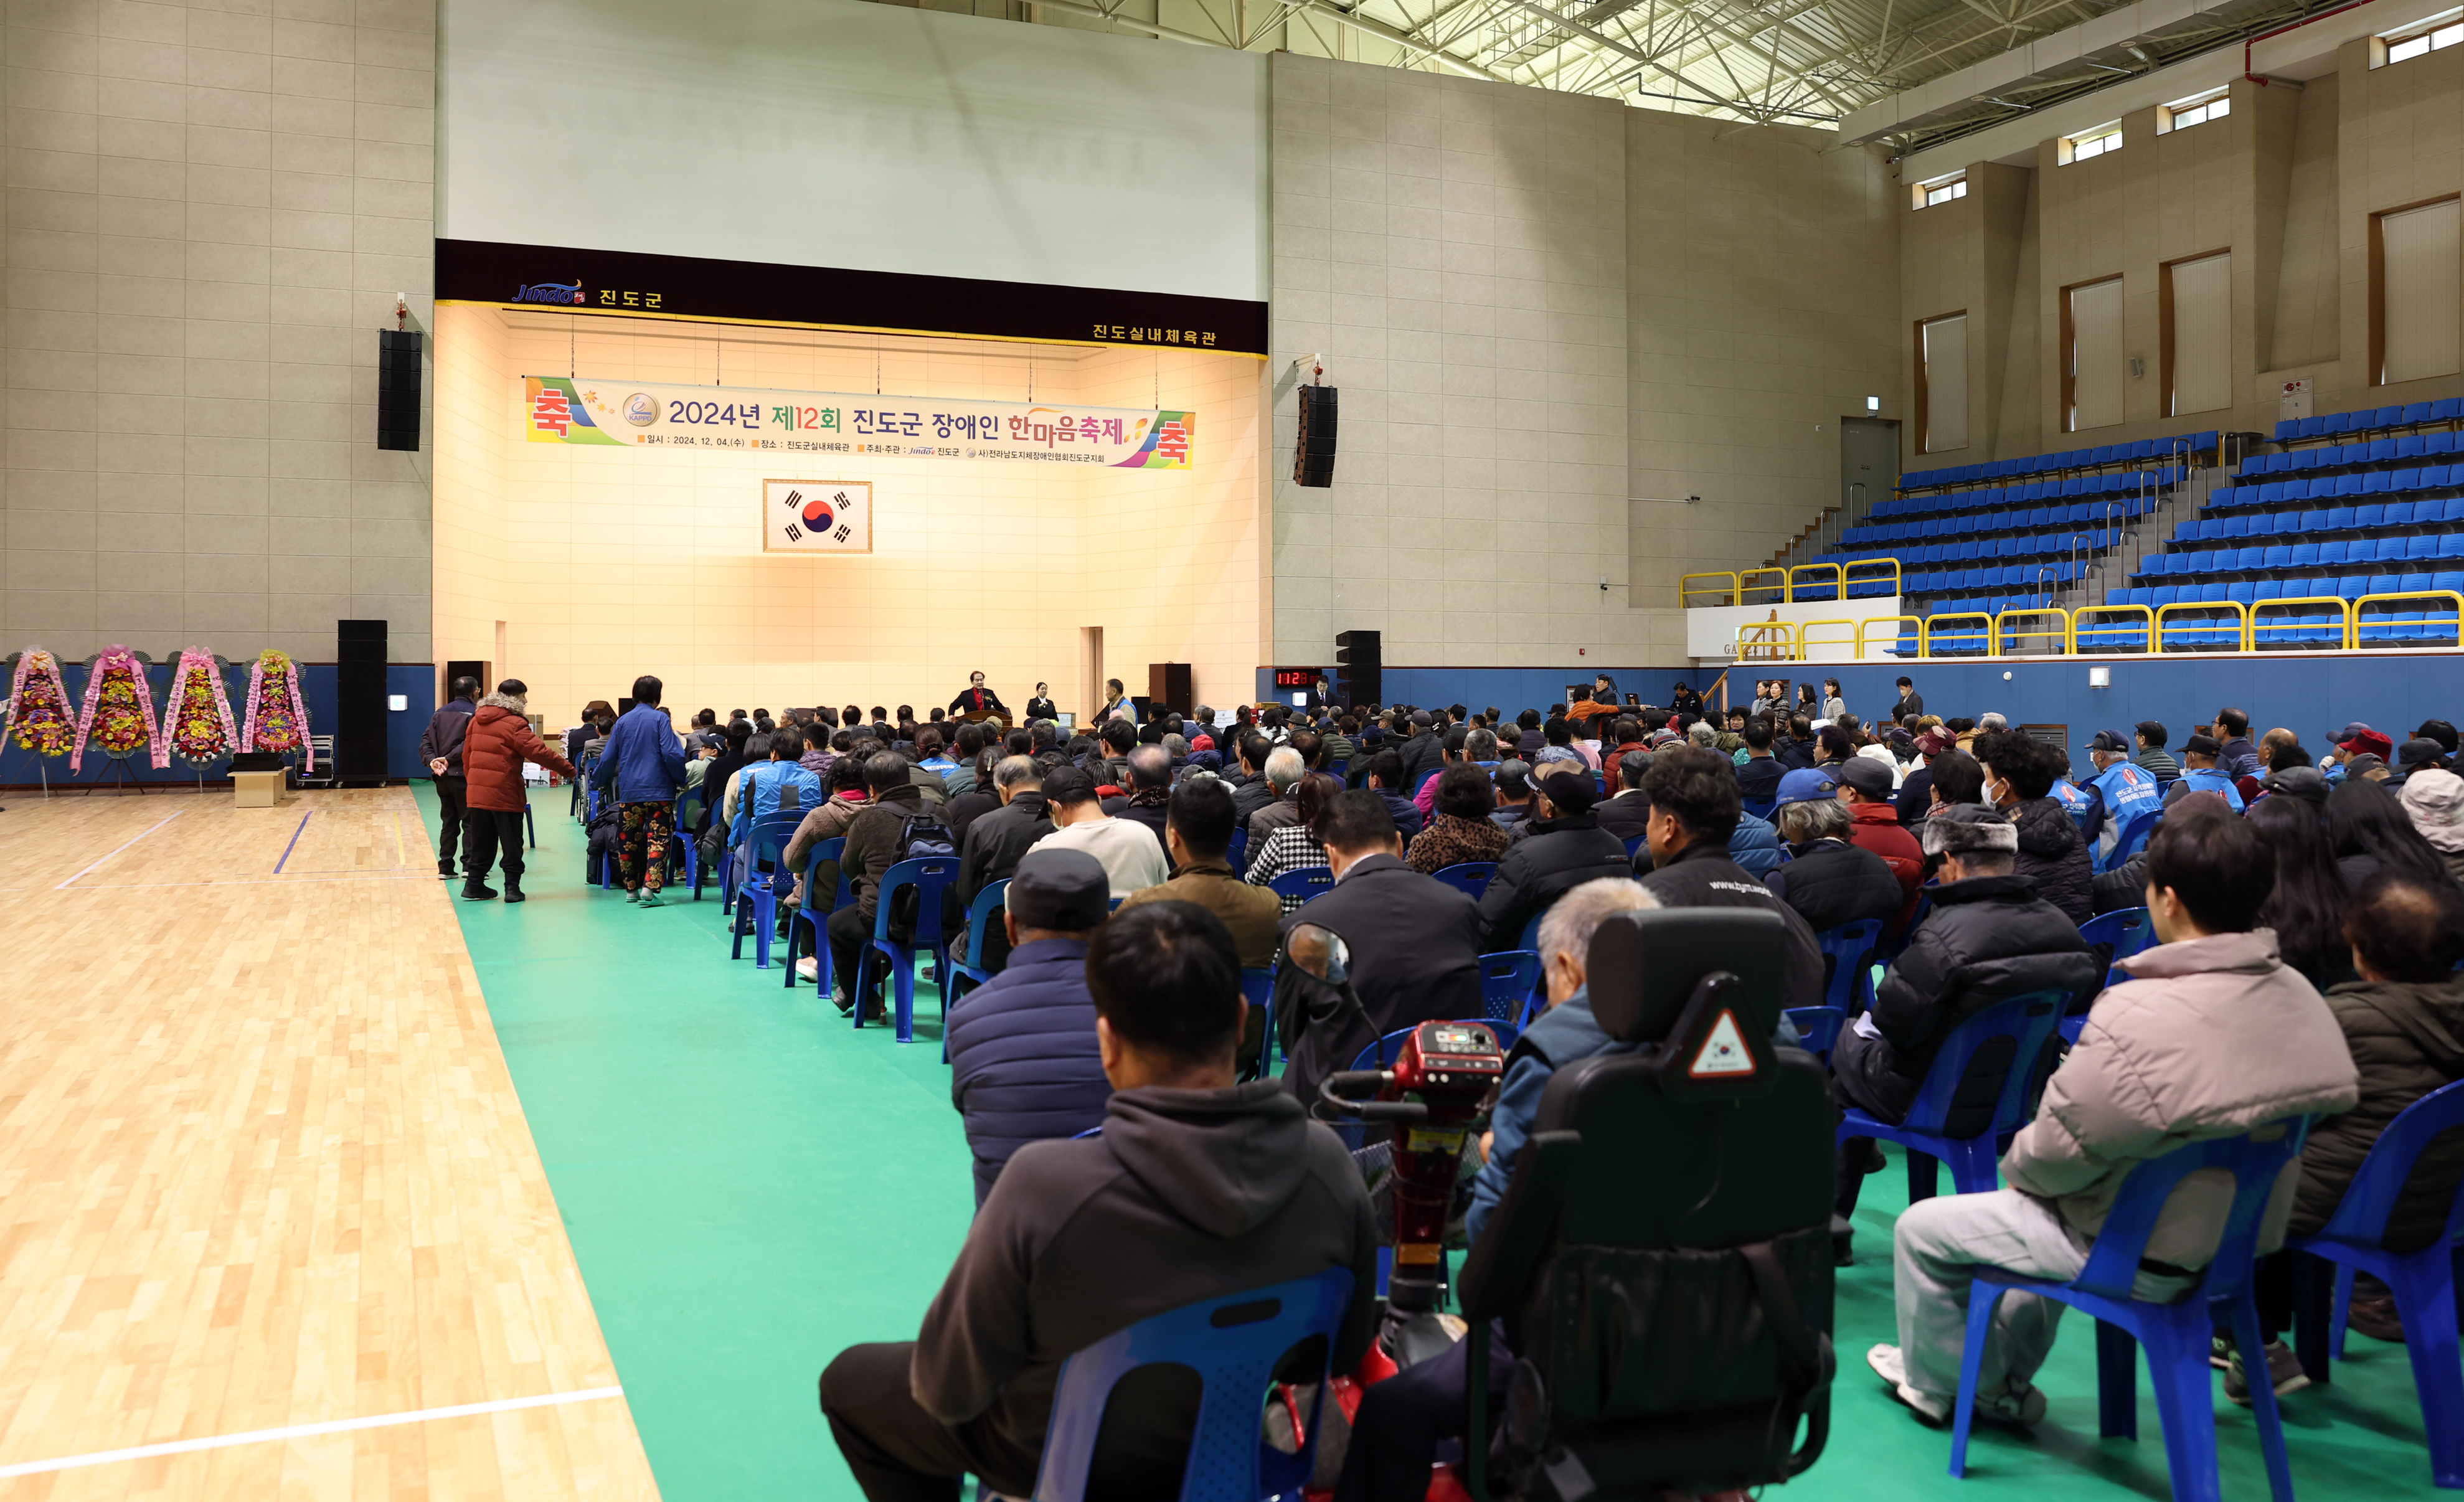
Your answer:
2050,772 -> 2093,826
2079,728 -> 2163,861
2163,734 -> 2247,811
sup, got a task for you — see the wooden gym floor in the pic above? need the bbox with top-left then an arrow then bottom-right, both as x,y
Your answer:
0,786 -> 656,1500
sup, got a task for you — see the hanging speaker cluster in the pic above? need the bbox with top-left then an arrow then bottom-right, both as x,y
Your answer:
1294,384 -> 1338,488
378,329 -> 422,451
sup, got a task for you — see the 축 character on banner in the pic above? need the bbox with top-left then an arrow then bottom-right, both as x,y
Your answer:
763,480 -> 874,554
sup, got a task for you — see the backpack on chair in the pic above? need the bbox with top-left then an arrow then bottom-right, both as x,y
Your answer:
885,813 -> 961,937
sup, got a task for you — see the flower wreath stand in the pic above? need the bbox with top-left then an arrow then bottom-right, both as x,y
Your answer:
5,647 -> 75,796
72,645 -> 163,795
160,646 -> 241,794
242,649 -> 313,784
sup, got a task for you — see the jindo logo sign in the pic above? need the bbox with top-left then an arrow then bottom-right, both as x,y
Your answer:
763,479 -> 872,554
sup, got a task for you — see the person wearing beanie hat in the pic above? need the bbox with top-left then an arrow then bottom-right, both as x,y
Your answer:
944,848 -> 1116,1206
1830,803 -> 2102,1265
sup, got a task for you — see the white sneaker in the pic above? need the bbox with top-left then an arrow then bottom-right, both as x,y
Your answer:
795,956 -> 819,981
1868,1344 -> 1949,1424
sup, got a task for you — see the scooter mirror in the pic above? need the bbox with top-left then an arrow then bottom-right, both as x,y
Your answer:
1286,923 -> 1349,986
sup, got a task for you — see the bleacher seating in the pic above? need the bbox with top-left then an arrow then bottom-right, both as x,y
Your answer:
2107,407 -> 2464,652
1897,432 -> 2219,493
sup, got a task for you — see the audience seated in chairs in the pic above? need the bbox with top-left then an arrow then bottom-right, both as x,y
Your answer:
781,755 -> 869,914
1835,756 -> 1924,907
944,849 -> 1115,1207
826,751 -> 947,1019
1593,749 -> 1654,844
941,749 -> 1001,849
1975,730 -> 2095,924
1246,772 -> 1345,911
1361,749 -> 1428,842
1488,759 -> 1536,831
1831,805 -> 2100,1256
1119,777 -> 1283,1071
1029,765 -> 1167,900
1870,805 -> 2358,1429
1634,744 -> 1826,1014
733,725 -> 824,828
819,902 -> 1379,1502
1273,790 -> 1484,1110
1113,745 -> 1176,866
1242,744 -> 1305,842
2249,869 -> 2464,1376
942,755 -> 1054,983
1405,763 -> 1511,874
1762,783 -> 1902,935
1476,765 -> 1628,952
1336,876 -> 1662,1502
1737,713 -> 1785,803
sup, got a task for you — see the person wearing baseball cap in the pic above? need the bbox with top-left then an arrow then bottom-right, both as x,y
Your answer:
2325,724 -> 2395,782
2391,737 -> 2450,787
1774,767 -> 1839,806
2164,734 -> 2246,811
1475,764 -> 1627,952
2082,729 -> 2164,858
1834,755 -> 1924,911
944,848 -> 1116,1206
2132,721 -> 2179,790
2414,719 -> 2459,758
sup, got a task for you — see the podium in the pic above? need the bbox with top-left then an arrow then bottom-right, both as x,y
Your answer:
957,708 -> 1010,729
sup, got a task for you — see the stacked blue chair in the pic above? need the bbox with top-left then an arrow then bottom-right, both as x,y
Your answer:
2287,1079 -> 2464,1490
1950,1123 -> 2311,1502
1030,1270 -> 1352,1502
1836,990 -> 2065,1203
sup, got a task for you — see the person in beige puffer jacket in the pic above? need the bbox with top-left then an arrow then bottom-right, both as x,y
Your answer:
2398,767 -> 2464,882
1869,802 -> 2359,1426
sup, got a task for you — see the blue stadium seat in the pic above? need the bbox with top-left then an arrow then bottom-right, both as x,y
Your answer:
2326,506 -> 2358,530
2374,537 -> 2409,564
2436,398 -> 2464,422
2377,405 -> 2408,428
2299,416 -> 2330,440
2334,475 -> 2366,499
2364,470 -> 2397,495
2275,419 -> 2298,442
2262,546 -> 2292,569
2369,438 -> 2400,462
2320,539 -> 2350,564
2403,402 -> 2436,427
2443,534 -> 2464,559
2290,543 -> 2319,567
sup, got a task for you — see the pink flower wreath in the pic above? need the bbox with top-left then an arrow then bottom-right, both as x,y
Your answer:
71,645 -> 163,772
242,649 -> 313,772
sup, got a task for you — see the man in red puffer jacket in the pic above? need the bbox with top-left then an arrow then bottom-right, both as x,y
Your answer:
1836,756 -> 1924,932
460,678 -> 575,903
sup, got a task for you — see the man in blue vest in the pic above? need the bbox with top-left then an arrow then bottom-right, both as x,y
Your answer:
2164,734 -> 2247,811
2080,729 -> 2163,863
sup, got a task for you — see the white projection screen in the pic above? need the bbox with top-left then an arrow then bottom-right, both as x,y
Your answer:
438,0 -> 1268,303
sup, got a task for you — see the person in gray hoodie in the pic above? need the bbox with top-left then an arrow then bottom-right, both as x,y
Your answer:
819,901 -> 1379,1501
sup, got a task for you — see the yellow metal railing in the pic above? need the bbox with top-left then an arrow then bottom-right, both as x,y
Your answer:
2353,590 -> 2464,648
1679,571 -> 1739,608
2071,603 -> 2155,653
1859,615 -> 1922,658
2155,600 -> 2250,653
1920,612 -> 1994,658
2249,596 -> 2354,651
1994,607 -> 2072,657
1795,619 -> 1857,660
1739,567 -> 1788,603
1844,558 -> 1903,598
1737,623 -> 1794,661
1787,562 -> 1844,603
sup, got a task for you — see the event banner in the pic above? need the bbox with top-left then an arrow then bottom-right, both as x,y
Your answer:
763,479 -> 872,554
523,376 -> 1192,469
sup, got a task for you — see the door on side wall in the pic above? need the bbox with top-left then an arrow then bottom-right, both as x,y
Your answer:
1840,417 -> 1899,519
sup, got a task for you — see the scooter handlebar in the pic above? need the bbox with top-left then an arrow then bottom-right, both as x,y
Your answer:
1316,1071 -> 1433,1123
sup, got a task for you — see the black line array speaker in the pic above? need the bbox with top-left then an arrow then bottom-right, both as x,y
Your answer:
1335,629 -> 1380,707
377,329 -> 422,452
1293,384 -> 1337,488
338,618 -> 387,780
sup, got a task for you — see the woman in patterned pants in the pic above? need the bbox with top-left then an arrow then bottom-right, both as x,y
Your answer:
617,800 -> 674,904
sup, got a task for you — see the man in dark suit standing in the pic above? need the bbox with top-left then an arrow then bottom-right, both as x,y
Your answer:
948,669 -> 1009,722
1274,790 -> 1484,1108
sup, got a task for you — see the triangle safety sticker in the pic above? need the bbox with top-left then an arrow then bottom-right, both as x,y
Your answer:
1688,1009 -> 1757,1078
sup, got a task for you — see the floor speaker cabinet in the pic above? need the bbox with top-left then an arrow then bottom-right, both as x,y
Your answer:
377,330 -> 422,452
1294,385 -> 1337,488
337,619 -> 388,782
1147,663 -> 1192,717
1335,629 -> 1380,707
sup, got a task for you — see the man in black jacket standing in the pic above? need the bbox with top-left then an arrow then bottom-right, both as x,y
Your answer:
1478,767 -> 1629,951
1632,745 -> 1824,1015
1830,805 -> 2100,1237
821,902 -> 1379,1501
1275,791 -> 1484,1108
418,675 -> 479,880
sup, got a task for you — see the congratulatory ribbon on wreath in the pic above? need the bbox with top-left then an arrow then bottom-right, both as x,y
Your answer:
160,646 -> 241,769
242,649 -> 313,773
6,646 -> 73,759
70,645 -> 164,773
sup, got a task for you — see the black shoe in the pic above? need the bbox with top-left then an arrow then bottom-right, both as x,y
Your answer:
461,884 -> 499,901
1832,1213 -> 1856,1267
503,884 -> 526,904
437,859 -> 455,879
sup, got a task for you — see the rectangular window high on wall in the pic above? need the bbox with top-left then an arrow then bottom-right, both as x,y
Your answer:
1917,313 -> 1969,453
2065,276 -> 2125,431
2164,251 -> 2232,416
2375,197 -> 2462,385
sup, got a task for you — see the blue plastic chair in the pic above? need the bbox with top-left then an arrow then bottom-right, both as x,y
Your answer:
1242,966 -> 1276,1076
670,789 -> 704,899
1268,867 -> 1333,906
2078,907 -> 2155,988
1029,1270 -> 1353,1502
727,812 -> 807,968
783,836 -> 856,992
1787,917 -> 1884,1060
1742,794 -> 1778,821
852,857 -> 961,1044
2100,805 -> 2162,874
944,878 -> 1013,1003
1836,990 -> 2065,1203
2288,1079 -> 2464,1490
1430,861 -> 1496,901
1950,1122 -> 2313,1502
1479,950 -> 1541,1024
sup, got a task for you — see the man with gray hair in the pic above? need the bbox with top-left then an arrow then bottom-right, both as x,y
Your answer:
1978,712 -> 2009,733
1763,793 -> 1903,935
944,755 -> 1055,980
1463,727 -> 1500,767
1115,744 -> 1176,862
1338,875 -> 1660,1502
1247,744 -> 1311,844
1686,719 -> 1721,749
